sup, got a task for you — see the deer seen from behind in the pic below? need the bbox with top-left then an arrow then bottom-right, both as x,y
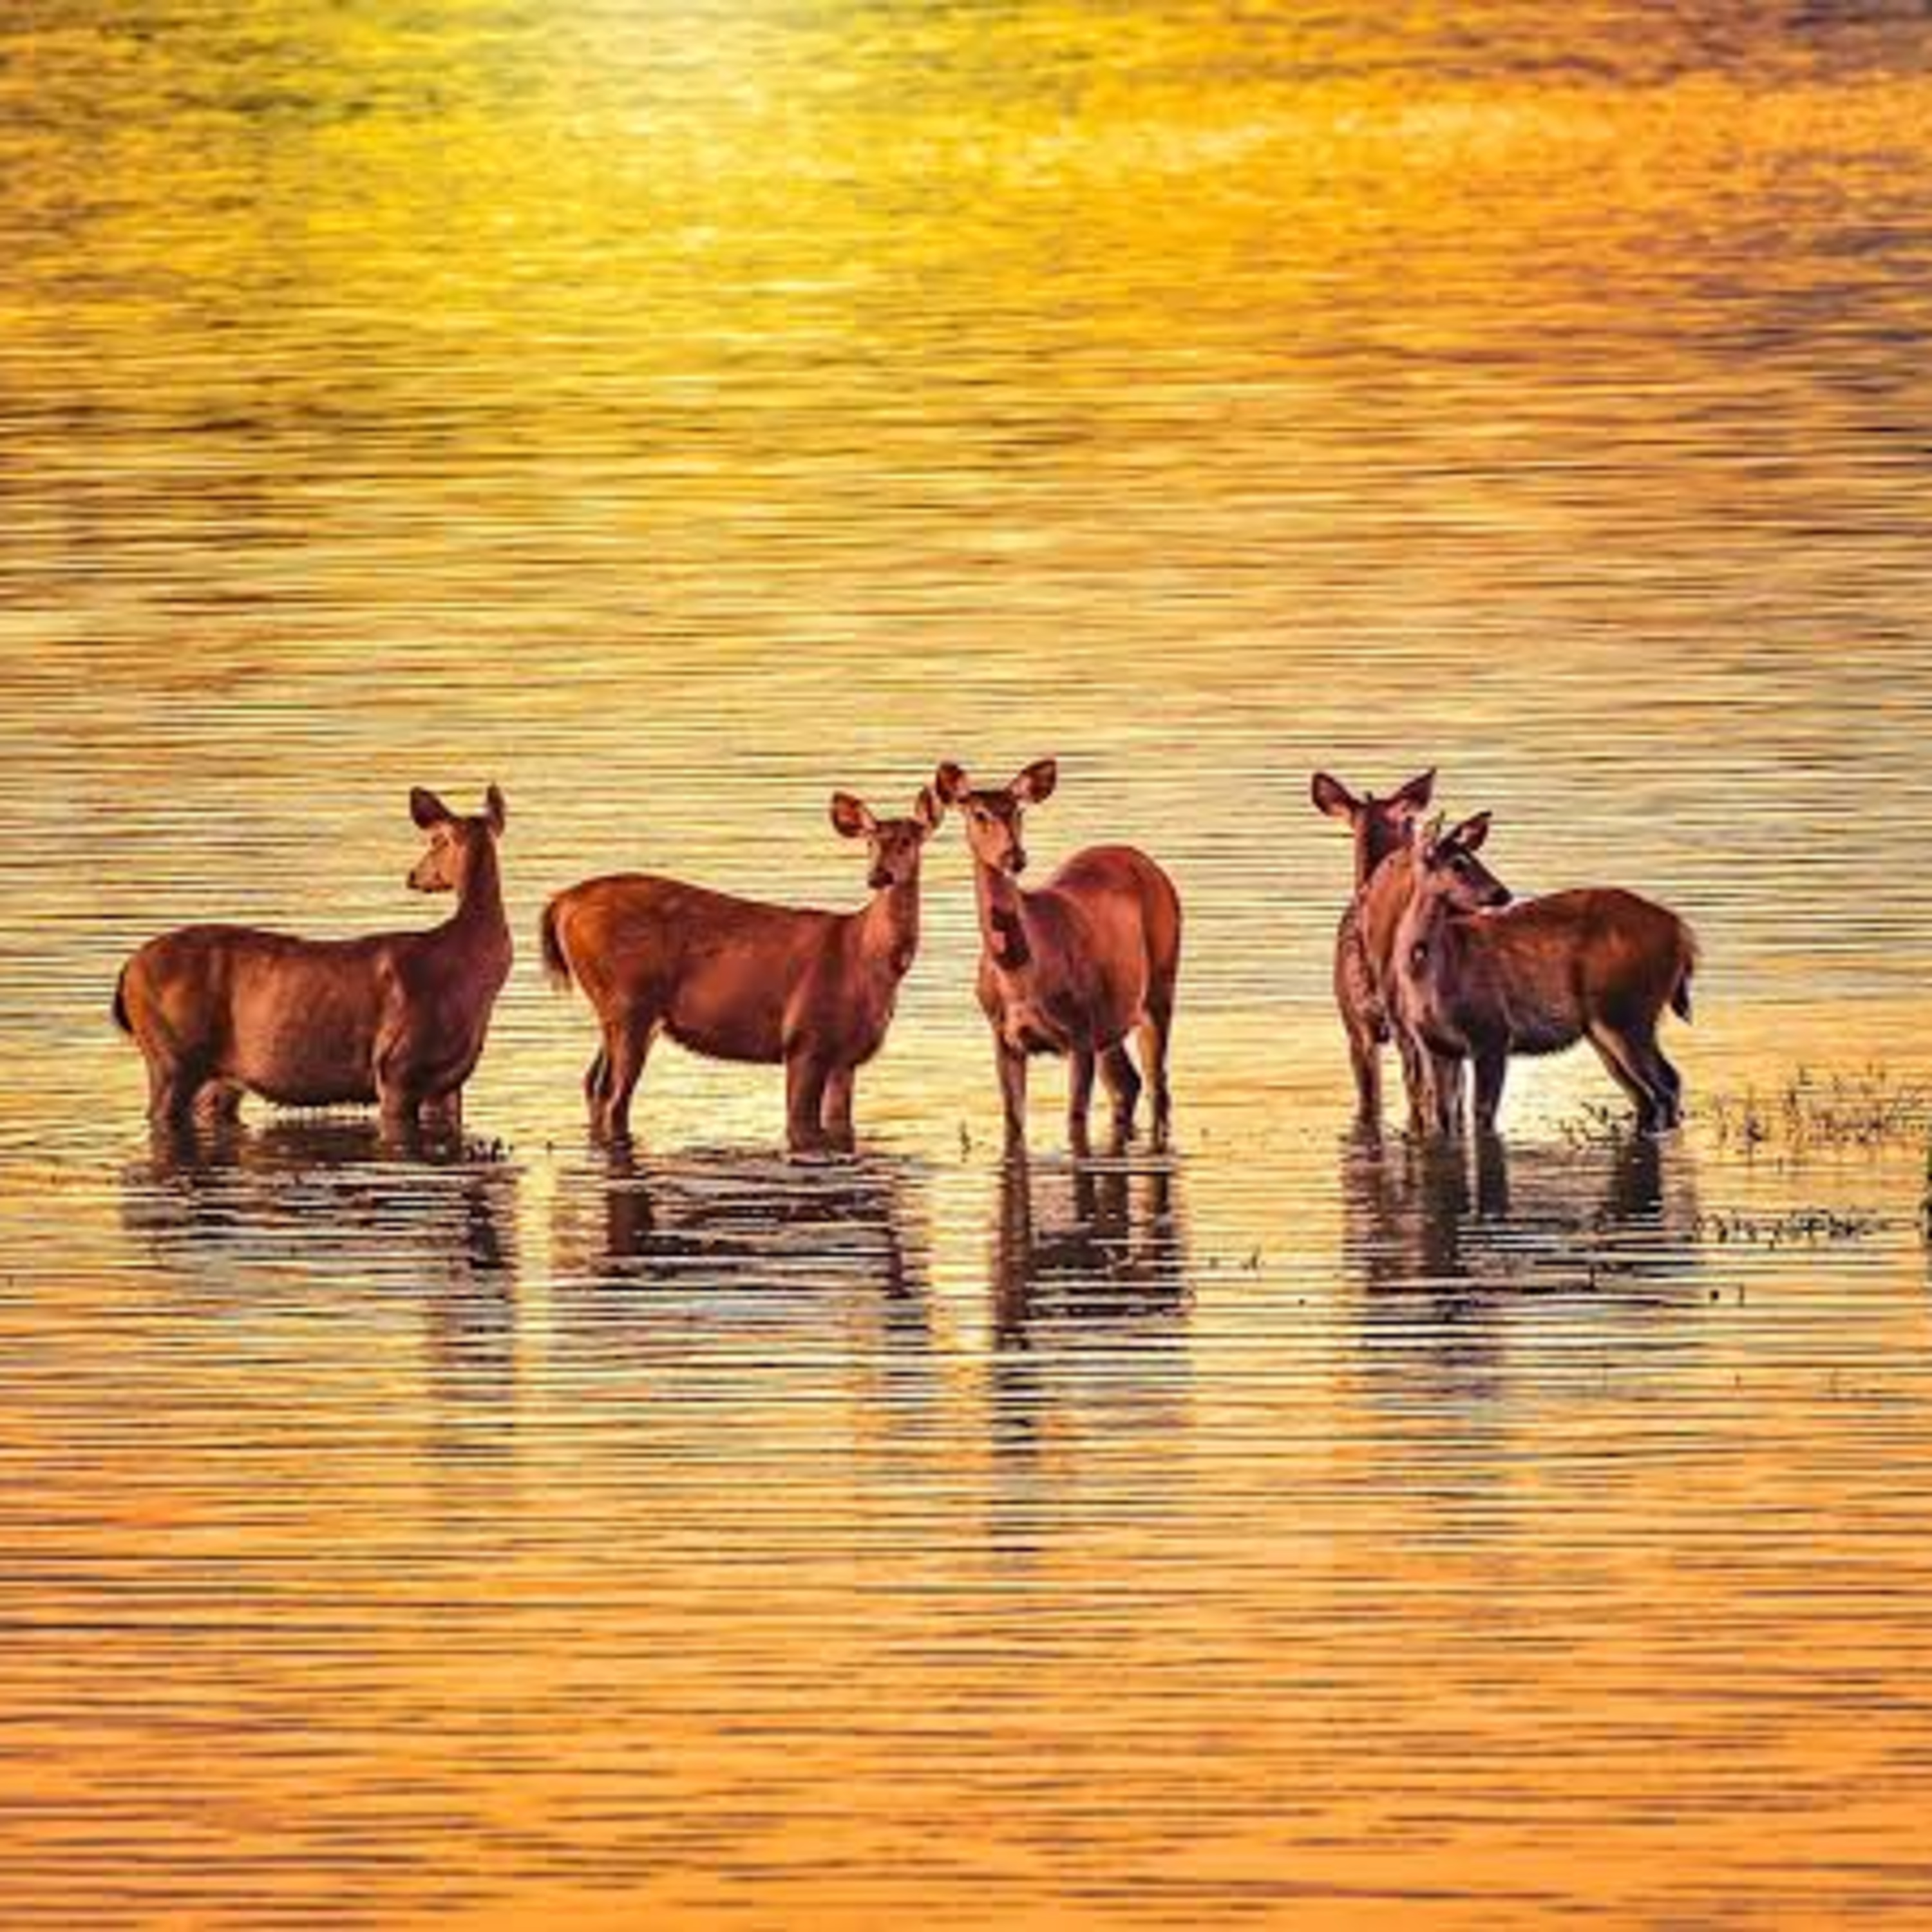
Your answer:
113,786 -> 513,1137
540,786 -> 942,1153
934,758 -> 1181,1152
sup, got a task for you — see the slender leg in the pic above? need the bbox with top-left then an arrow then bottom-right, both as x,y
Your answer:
584,1042 -> 611,1122
1348,1021 -> 1382,1126
1626,1025 -> 1684,1130
1068,1050 -> 1096,1154
603,1014 -> 655,1141
996,1040 -> 1028,1148
194,1079 -> 243,1126
1587,1023 -> 1658,1131
1472,1050 -> 1508,1135
820,1066 -> 856,1151
424,1088 -> 463,1133
1396,1030 -> 1432,1133
1137,997 -> 1173,1149
146,1054 -> 198,1128
786,1050 -> 832,1153
1099,1043 -> 1142,1142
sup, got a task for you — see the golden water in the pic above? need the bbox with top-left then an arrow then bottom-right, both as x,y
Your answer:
4,3 -> 1932,1922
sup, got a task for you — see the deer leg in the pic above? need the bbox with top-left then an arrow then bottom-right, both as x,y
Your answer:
583,1042 -> 611,1121
1100,1043 -> 1142,1141
1137,996 -> 1174,1149
996,1041 -> 1028,1148
1623,1022 -> 1685,1132
1587,1024 -> 1659,1131
1348,1021 -> 1383,1125
1472,1050 -> 1509,1135
1394,1028 -> 1428,1132
193,1078 -> 243,1126
602,1017 -> 654,1142
1068,1050 -> 1096,1154
786,1050 -> 832,1154
424,1088 -> 463,1133
820,1067 -> 857,1152
145,1052 -> 199,1128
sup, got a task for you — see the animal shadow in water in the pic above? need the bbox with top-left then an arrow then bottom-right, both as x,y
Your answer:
122,1114 -> 517,1298
1341,1129 -> 1704,1401
992,1146 -> 1191,1349
549,1144 -> 935,1375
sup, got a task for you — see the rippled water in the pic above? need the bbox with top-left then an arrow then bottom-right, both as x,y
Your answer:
5,2 -> 1932,1922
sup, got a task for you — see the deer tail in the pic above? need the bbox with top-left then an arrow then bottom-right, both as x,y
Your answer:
1671,924 -> 1698,1024
538,896 -> 575,992
111,963 -> 133,1034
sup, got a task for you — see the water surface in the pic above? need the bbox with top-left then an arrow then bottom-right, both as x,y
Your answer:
5,3 -> 1932,1923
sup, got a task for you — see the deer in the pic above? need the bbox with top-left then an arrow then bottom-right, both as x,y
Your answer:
1394,814 -> 1698,1137
113,786 -> 513,1136
539,785 -> 942,1153
933,759 -> 1181,1151
1313,769 -> 1511,1132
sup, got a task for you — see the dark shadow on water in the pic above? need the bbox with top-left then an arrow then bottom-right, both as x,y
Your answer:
992,1145 -> 1191,1347
118,1115 -> 520,1429
1340,1128 -> 1705,1399
546,1141 -> 936,1374
983,1146 -> 1195,1560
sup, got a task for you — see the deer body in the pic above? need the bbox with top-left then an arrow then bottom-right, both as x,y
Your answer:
938,761 -> 1181,1150
114,787 -> 511,1133
1396,866 -> 1696,1135
540,788 -> 938,1151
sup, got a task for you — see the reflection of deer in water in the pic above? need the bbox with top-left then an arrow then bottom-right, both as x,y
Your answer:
119,1116 -> 518,1408
1341,1129 -> 1701,1307
550,1145 -> 928,1334
992,1150 -> 1189,1345
128,1116 -> 513,1274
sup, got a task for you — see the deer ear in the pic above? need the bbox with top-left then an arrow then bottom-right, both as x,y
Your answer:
1311,772 -> 1359,821
410,787 -> 452,829
1013,757 -> 1057,804
484,784 -> 507,835
1391,768 -> 1437,817
1419,811 -> 1447,863
914,784 -> 944,833
1452,810 -> 1492,853
934,762 -> 971,805
830,792 -> 876,840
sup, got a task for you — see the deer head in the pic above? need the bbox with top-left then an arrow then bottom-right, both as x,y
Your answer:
408,784 -> 507,894
933,758 -> 1057,877
831,784 -> 944,891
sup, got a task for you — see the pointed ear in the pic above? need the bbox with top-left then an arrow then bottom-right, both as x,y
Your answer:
830,792 -> 876,840
914,784 -> 944,834
1012,757 -> 1057,804
1311,772 -> 1359,822
934,762 -> 971,805
1391,768 -> 1437,817
484,784 -> 507,835
410,786 -> 452,829
1450,810 -> 1492,853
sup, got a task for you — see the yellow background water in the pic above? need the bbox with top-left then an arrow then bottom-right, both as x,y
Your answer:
3,3 -> 1932,1923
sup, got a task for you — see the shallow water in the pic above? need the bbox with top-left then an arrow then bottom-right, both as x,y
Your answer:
5,2 -> 1932,1923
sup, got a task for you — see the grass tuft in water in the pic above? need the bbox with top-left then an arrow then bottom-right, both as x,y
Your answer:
1703,1066 -> 1932,1154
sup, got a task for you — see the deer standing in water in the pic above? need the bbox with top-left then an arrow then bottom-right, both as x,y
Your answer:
114,786 -> 512,1135
1394,815 -> 1697,1135
934,759 -> 1181,1151
540,786 -> 942,1152
1314,769 -> 1511,1132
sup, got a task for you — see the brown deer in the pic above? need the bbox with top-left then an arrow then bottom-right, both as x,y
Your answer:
934,759 -> 1181,1151
1313,769 -> 1511,1130
1394,816 -> 1697,1136
540,786 -> 942,1152
113,786 -> 512,1135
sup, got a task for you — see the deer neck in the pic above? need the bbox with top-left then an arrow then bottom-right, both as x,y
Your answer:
974,858 -> 1032,972
451,840 -> 511,963
861,869 -> 922,980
